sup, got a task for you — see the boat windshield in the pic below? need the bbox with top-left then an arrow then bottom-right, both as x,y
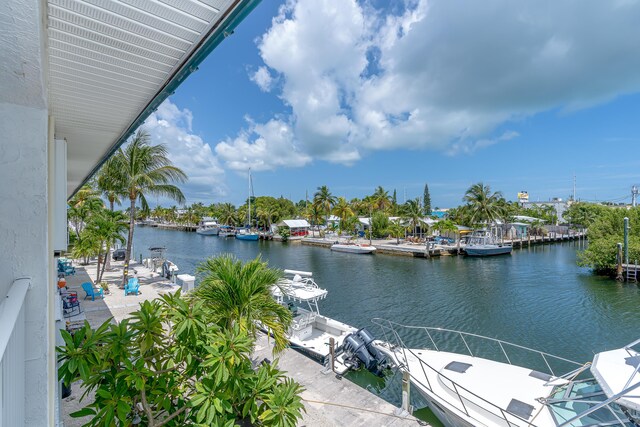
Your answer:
546,379 -> 637,426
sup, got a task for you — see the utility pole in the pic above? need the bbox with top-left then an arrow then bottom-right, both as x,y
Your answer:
632,185 -> 638,208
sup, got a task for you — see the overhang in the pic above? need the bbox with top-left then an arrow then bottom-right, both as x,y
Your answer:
47,0 -> 260,196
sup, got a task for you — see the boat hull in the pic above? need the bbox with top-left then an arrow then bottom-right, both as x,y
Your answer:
196,228 -> 219,236
464,245 -> 512,257
236,233 -> 259,241
331,244 -> 376,254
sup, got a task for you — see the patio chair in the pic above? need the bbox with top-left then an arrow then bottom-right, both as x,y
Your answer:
81,282 -> 104,301
124,278 -> 140,296
58,262 -> 76,276
62,295 -> 81,318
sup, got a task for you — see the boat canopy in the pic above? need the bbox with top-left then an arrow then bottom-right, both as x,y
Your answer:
273,274 -> 328,302
591,344 -> 640,411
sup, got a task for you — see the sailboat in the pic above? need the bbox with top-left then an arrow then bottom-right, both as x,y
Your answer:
236,169 -> 259,241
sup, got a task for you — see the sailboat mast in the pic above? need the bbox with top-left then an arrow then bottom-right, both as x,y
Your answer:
248,168 -> 251,228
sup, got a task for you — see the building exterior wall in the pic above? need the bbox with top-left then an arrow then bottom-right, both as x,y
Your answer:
0,0 -> 53,425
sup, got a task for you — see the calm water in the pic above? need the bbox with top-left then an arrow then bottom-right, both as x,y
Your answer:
133,226 -> 640,421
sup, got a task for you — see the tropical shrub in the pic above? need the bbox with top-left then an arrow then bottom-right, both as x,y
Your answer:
57,291 -> 305,427
371,211 -> 390,238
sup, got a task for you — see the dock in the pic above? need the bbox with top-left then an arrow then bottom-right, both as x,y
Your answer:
253,334 -> 422,426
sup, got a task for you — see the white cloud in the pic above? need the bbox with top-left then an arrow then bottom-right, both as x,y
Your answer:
144,100 -> 226,201
447,131 -> 520,156
250,66 -> 274,92
244,0 -> 640,165
214,118 -> 311,172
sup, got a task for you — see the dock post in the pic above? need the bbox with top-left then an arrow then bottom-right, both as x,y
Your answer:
393,369 -> 412,417
329,337 -> 336,373
624,217 -> 630,266
617,243 -> 624,281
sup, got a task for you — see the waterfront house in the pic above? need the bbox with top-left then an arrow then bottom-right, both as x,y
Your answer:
272,219 -> 311,237
0,0 -> 260,425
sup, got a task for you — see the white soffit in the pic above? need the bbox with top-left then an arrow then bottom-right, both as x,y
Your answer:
47,0 -> 240,196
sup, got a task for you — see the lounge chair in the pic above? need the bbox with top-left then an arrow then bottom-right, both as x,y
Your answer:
124,278 -> 140,296
81,282 -> 104,301
58,263 -> 76,276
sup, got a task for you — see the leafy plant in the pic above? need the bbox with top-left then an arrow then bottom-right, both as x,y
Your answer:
278,226 -> 290,242
57,291 -> 305,427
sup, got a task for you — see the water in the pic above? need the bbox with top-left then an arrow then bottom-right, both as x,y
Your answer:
133,227 -> 640,423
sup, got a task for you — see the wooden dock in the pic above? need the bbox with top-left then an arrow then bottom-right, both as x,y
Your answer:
253,334 -> 423,426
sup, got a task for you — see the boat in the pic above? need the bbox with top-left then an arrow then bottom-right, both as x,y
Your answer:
331,243 -> 376,254
195,220 -> 219,235
270,270 -> 385,374
464,229 -> 512,256
142,247 -> 179,281
218,225 -> 236,237
236,228 -> 259,241
372,318 -> 640,427
236,168 -> 259,241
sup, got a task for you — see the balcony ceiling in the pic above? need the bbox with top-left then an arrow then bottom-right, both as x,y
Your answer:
47,0 -> 253,196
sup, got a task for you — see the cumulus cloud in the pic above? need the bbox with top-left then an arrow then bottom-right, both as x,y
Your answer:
215,118 -> 311,172
144,100 -> 226,201
250,66 -> 274,92
245,0 -> 640,164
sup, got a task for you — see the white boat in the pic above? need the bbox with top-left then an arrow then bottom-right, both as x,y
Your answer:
271,270 -> 359,374
464,229 -> 512,256
372,319 -> 640,427
235,169 -> 259,241
331,243 -> 377,254
196,220 -> 219,235
218,225 -> 236,237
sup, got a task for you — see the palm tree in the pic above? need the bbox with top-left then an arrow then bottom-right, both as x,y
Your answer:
372,186 -> 391,211
194,255 -> 292,353
386,219 -> 407,244
85,209 -> 128,282
96,156 -> 125,211
219,203 -> 236,225
463,182 -> 506,226
304,203 -> 324,237
402,198 -> 423,237
68,185 -> 104,240
118,129 -> 187,285
313,185 -> 336,227
332,197 -> 354,235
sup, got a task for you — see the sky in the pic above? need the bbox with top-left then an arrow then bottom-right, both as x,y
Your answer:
143,0 -> 640,209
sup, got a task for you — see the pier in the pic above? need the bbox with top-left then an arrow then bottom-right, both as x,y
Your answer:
253,334 -> 422,426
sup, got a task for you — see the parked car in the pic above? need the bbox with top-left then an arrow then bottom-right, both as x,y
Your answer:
112,248 -> 126,261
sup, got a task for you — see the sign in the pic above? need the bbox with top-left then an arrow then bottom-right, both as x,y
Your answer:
517,191 -> 529,202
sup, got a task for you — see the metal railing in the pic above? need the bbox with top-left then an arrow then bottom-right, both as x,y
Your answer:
371,318 -> 584,427
0,277 -> 31,427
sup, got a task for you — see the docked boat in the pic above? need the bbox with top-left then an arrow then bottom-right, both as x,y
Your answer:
218,225 -> 236,237
195,220 -> 219,235
236,228 -> 259,241
271,270 -> 387,374
331,243 -> 376,254
372,318 -> 640,427
142,246 -> 179,281
464,229 -> 512,256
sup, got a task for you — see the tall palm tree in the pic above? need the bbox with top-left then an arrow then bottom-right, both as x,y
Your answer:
85,209 -> 128,282
313,185 -> 337,227
402,198 -> 423,236
372,186 -> 391,211
332,197 -> 354,235
119,129 -> 187,285
304,203 -> 324,237
68,184 -> 104,240
96,156 -> 125,211
386,219 -> 407,244
219,203 -> 236,225
194,255 -> 292,353
463,182 -> 506,226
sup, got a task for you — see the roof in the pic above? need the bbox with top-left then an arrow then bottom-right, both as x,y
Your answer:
277,219 -> 310,228
50,0 -> 261,196
513,215 -> 545,223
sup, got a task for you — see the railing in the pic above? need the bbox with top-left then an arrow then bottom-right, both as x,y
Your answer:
0,277 -> 31,427
371,318 -> 584,427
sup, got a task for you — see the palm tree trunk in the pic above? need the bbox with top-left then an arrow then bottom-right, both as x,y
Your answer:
99,242 -> 110,282
96,249 -> 102,283
124,197 -> 136,286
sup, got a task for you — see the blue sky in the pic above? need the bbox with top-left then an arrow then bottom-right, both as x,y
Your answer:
144,0 -> 640,208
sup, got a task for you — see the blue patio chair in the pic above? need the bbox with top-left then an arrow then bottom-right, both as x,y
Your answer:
124,278 -> 140,296
81,282 -> 104,301
58,262 -> 76,276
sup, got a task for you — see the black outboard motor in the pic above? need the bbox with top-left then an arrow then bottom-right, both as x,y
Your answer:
342,328 -> 387,376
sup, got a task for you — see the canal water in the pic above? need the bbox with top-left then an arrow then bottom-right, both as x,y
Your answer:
133,227 -> 640,423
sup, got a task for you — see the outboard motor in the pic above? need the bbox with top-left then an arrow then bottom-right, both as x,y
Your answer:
342,328 -> 388,376
162,261 -> 170,279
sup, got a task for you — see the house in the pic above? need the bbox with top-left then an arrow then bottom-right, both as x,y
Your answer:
272,219 -> 311,237
0,0 -> 259,424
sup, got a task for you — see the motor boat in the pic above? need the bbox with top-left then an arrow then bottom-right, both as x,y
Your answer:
464,229 -> 512,256
372,318 -> 640,427
196,220 -> 219,235
218,225 -> 236,237
270,270 -> 373,374
330,243 -> 376,254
